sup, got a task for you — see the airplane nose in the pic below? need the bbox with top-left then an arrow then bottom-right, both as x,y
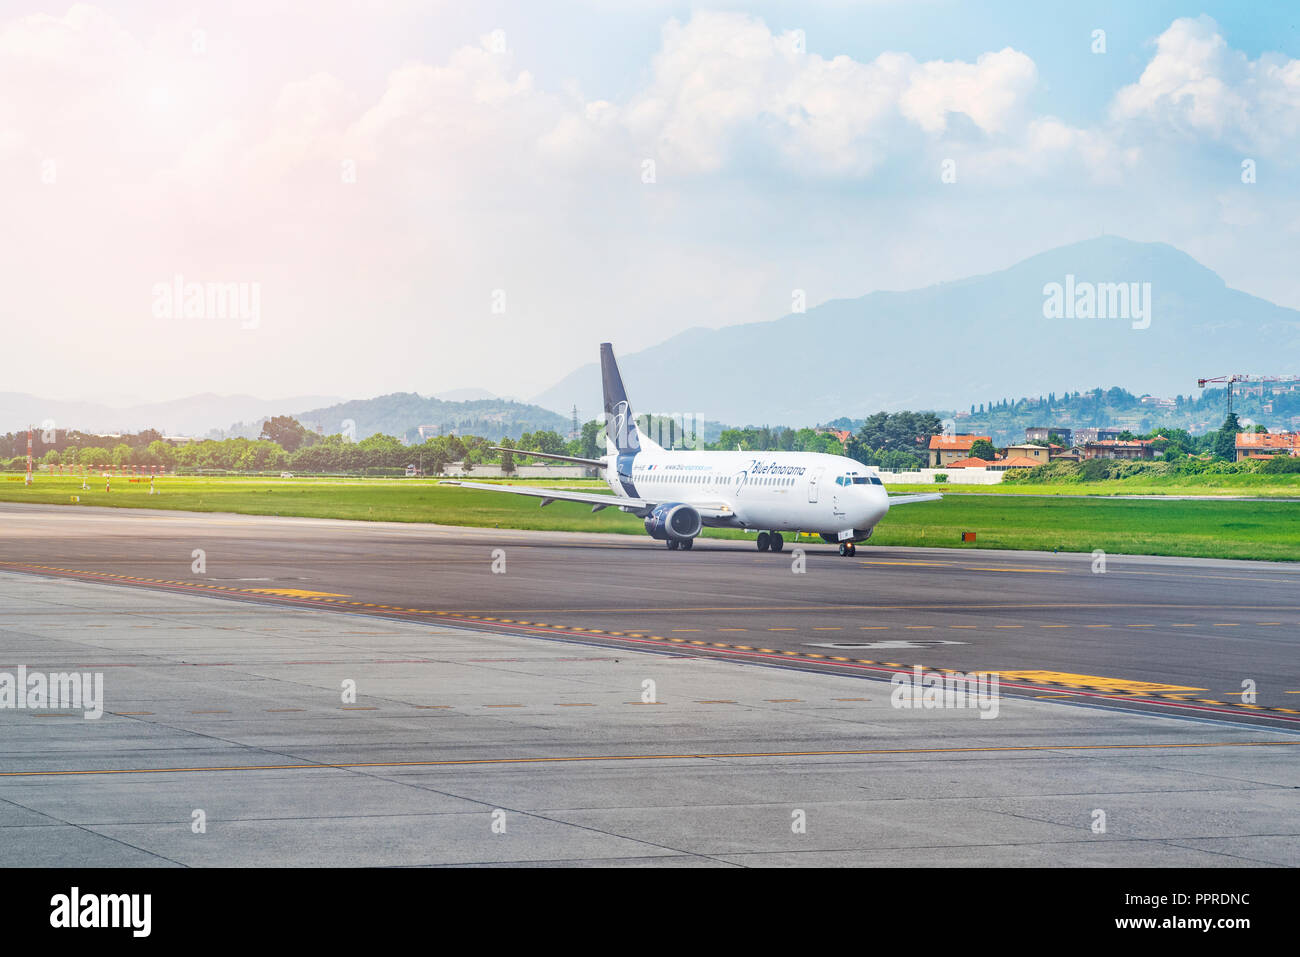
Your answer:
859,487 -> 888,527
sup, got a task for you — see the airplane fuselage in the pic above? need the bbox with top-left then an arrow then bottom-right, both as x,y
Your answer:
603,448 -> 890,540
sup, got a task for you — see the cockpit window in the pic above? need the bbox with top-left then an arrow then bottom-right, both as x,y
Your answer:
848,476 -> 883,485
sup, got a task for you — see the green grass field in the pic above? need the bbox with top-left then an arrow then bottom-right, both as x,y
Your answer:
889,472 -> 1300,497
3,474 -> 1298,561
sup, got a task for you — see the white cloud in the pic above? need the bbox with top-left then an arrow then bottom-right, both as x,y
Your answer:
578,12 -> 1043,176
898,47 -> 1036,135
0,3 -> 138,75
0,5 -> 1296,402
0,4 -> 140,164
1112,16 -> 1300,158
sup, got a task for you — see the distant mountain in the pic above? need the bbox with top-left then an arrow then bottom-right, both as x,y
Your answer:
532,237 -> 1300,426
0,392 -> 341,437
433,387 -> 497,402
2,388 -> 570,444
279,393 -> 569,443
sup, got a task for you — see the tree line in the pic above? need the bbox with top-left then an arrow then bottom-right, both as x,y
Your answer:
4,410 -> 1272,475
2,419 -> 599,474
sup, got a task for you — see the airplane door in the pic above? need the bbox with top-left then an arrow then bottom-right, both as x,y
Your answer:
807,468 -> 824,503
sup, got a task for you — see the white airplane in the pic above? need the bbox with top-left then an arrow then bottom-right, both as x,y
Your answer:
446,343 -> 941,556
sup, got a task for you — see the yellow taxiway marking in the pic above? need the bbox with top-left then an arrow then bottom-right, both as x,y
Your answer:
11,741 -> 1293,778
432,600 -> 1300,614
991,671 -> 1207,694
243,588 -> 350,598
13,568 -> 1300,618
969,567 -> 1065,574
8,562 -> 1297,714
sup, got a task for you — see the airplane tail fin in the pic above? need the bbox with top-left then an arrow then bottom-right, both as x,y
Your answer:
600,342 -> 658,455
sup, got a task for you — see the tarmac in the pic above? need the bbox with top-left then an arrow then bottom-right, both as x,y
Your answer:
0,505 -> 1296,866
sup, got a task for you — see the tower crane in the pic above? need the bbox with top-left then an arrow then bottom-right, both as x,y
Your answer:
1197,374 -> 1300,416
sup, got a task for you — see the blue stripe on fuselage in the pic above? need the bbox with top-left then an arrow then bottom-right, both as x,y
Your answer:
616,452 -> 638,497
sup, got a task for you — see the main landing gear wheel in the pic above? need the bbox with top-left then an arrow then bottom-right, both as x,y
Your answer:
681,538 -> 694,550
667,539 -> 679,550
756,531 -> 771,551
769,532 -> 784,552
838,542 -> 857,557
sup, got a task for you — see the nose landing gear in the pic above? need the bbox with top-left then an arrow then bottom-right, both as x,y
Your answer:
838,542 -> 857,557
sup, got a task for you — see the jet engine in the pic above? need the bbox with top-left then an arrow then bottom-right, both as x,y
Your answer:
644,502 -> 703,542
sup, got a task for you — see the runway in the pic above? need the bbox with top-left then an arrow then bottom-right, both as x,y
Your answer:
1,503 -> 1298,726
1,504 -> 1297,866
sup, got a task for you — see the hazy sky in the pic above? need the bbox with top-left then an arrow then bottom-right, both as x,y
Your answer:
3,1 -> 1297,402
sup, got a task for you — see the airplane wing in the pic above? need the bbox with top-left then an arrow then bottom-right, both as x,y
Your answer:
488,447 -> 605,468
887,493 -> 944,505
442,481 -> 736,520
